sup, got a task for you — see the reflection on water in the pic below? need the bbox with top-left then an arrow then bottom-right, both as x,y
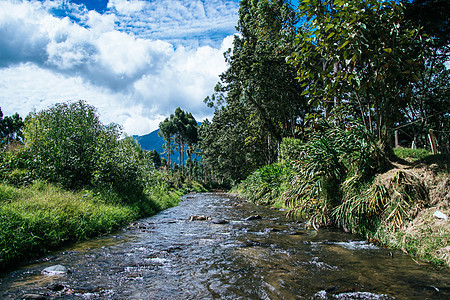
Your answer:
0,193 -> 449,299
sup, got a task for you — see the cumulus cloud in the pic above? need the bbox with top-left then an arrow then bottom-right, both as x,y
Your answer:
0,0 -> 238,135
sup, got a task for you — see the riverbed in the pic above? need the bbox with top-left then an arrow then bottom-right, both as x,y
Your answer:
1,193 -> 449,299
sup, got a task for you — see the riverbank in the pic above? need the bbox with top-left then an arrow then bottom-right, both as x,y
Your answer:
235,151 -> 450,267
0,180 -> 205,270
371,158 -> 449,267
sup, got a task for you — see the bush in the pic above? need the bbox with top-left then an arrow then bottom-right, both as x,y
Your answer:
279,137 -> 304,162
284,120 -> 386,227
237,162 -> 294,206
23,101 -> 156,201
24,101 -> 107,189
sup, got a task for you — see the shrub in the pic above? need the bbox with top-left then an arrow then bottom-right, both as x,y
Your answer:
279,137 -> 304,162
284,119 -> 386,228
238,162 -> 294,206
24,101 -> 107,189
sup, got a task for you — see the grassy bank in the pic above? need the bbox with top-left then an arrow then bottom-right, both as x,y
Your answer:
235,143 -> 450,267
0,179 -> 205,270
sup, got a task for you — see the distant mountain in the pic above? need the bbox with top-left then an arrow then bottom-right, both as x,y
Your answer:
133,129 -> 164,155
133,121 -> 202,162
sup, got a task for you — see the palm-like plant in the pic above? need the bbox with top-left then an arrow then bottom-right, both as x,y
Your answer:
285,117 -> 385,229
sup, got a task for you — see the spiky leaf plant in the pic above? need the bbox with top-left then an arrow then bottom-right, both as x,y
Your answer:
285,118 -> 385,228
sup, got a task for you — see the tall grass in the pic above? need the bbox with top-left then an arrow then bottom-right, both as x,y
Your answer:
0,180 -> 183,270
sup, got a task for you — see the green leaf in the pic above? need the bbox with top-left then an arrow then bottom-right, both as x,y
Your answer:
338,40 -> 349,50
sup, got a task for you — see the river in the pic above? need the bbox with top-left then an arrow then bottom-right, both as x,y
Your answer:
0,193 -> 449,299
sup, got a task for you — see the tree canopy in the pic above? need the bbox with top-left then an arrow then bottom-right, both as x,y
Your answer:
0,108 -> 24,146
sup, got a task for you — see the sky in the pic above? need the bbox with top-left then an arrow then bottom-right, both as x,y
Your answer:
0,0 -> 240,135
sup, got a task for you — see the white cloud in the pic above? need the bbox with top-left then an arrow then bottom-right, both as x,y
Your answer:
108,0 -> 146,15
0,0 -> 238,135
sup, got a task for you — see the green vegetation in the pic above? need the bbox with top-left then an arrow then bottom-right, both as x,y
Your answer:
0,101 -> 205,269
394,147 -> 432,162
201,0 -> 449,266
201,0 -> 449,184
238,137 -> 449,265
0,181 -> 136,268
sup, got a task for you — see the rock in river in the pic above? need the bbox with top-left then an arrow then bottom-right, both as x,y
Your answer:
189,215 -> 210,221
42,265 -> 68,275
210,218 -> 228,224
47,283 -> 65,291
245,215 -> 262,221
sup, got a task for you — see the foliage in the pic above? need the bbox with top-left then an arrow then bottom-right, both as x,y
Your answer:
199,104 -> 268,185
0,181 -> 137,269
24,101 -> 109,189
201,0 -> 310,183
279,137 -> 304,162
288,0 -> 429,154
237,162 -> 294,206
0,108 -> 24,146
403,0 -> 450,52
396,59 -> 450,152
21,100 -> 156,203
158,107 -> 199,171
0,147 -> 33,186
283,115 -> 386,228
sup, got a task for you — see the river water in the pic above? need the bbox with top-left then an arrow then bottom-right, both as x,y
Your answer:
0,193 -> 449,299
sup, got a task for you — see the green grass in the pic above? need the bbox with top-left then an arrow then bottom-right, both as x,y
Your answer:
0,178 -> 203,270
394,147 -> 432,162
373,211 -> 450,267
0,181 -> 138,269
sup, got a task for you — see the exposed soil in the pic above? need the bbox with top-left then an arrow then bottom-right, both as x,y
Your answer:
375,159 -> 450,267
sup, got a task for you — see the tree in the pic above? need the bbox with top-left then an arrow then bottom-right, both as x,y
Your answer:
288,0 -> 429,155
158,116 -> 177,167
0,108 -> 24,146
207,0 -> 306,153
158,107 -> 199,175
148,149 -> 162,169
202,0 -> 309,182
24,101 -> 106,188
199,104 -> 267,185
403,0 -> 450,54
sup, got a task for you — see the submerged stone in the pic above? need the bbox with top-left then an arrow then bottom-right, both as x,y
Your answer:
210,218 -> 228,224
22,294 -> 47,300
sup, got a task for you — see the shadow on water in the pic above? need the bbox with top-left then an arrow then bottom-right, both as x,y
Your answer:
1,193 -> 449,299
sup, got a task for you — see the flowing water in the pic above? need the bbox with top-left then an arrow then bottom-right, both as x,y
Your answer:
1,193 -> 449,299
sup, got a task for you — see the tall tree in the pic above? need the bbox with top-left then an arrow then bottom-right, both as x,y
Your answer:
0,108 -> 24,146
158,116 -> 176,167
204,0 -> 308,179
159,108 -> 199,174
288,0 -> 429,155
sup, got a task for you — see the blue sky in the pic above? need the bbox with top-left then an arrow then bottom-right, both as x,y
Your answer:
0,0 -> 241,135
